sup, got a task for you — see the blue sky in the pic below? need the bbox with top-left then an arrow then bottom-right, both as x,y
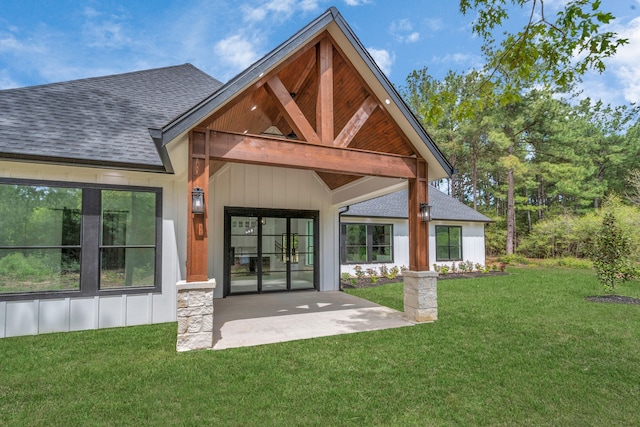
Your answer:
1,1 -> 639,106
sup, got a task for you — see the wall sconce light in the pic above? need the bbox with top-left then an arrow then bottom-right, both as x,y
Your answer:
192,187 -> 205,214
420,202 -> 431,222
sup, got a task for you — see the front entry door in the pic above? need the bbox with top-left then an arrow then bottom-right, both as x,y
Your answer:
224,208 -> 318,296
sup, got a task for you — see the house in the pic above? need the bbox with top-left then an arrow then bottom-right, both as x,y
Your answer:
340,188 -> 492,277
0,8 -> 452,342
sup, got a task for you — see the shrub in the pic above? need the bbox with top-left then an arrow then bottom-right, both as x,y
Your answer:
0,252 -> 50,281
378,265 -> 389,278
387,266 -> 399,280
365,268 -> 377,278
591,211 -> 637,292
354,265 -> 365,279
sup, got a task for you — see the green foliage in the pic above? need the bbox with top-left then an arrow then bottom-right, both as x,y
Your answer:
459,0 -> 628,91
353,265 -> 365,279
591,211 -> 636,292
0,252 -> 48,281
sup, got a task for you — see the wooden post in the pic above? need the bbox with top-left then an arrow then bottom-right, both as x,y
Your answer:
187,129 -> 209,282
316,37 -> 333,146
408,158 -> 429,271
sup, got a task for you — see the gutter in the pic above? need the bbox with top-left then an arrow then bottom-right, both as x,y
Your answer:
337,205 -> 350,291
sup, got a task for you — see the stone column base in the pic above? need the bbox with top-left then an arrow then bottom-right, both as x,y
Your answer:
176,279 -> 216,352
403,270 -> 438,322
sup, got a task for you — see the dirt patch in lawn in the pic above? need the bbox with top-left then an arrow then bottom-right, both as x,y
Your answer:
585,295 -> 640,305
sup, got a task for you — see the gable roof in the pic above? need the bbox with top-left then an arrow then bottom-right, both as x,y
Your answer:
343,187 -> 493,223
0,64 -> 222,172
157,7 -> 453,182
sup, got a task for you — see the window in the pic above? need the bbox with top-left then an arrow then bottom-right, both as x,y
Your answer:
436,226 -> 462,261
0,179 -> 162,300
341,223 -> 393,264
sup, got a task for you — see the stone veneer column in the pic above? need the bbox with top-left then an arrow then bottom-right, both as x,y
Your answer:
403,271 -> 438,322
176,279 -> 216,352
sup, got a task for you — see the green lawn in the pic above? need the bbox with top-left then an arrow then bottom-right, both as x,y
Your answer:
1,267 -> 639,426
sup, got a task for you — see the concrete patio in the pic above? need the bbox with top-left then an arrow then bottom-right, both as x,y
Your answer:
211,291 -> 416,350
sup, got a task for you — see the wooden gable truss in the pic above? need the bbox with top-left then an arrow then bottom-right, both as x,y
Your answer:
187,32 -> 430,282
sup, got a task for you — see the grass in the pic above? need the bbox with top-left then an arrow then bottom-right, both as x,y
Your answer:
1,267 -> 639,426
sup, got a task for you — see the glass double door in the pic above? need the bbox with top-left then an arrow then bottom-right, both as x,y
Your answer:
225,208 -> 318,296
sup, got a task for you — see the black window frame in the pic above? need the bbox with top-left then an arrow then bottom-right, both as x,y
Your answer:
340,223 -> 394,264
0,178 -> 162,301
435,225 -> 463,262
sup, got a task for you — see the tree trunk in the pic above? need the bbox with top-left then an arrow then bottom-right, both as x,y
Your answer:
506,147 -> 516,255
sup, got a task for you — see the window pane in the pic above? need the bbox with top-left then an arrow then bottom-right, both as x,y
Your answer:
372,225 -> 391,245
101,190 -> 156,246
436,245 -> 450,260
372,245 -> 392,262
450,227 -> 462,246
450,245 -> 462,260
346,224 -> 366,245
0,184 -> 81,247
436,227 -> 449,245
346,246 -> 367,263
100,247 -> 155,288
0,248 -> 80,293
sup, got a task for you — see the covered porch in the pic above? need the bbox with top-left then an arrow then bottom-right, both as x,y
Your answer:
159,9 -> 451,351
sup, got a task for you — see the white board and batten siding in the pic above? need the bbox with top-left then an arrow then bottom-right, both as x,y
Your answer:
0,161 -> 180,338
340,217 -> 487,276
429,221 -> 487,270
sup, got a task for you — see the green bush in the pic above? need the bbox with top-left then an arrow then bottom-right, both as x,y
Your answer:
0,252 -> 49,281
591,211 -> 637,292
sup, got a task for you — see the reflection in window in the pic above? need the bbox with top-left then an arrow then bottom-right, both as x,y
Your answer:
341,223 -> 393,264
0,184 -> 81,293
100,190 -> 156,289
436,226 -> 462,261
0,180 -> 161,298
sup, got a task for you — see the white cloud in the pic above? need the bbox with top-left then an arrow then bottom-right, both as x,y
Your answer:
407,32 -> 419,43
390,19 -> 420,43
344,0 -> 371,5
215,34 -> 261,71
242,0 -> 322,23
81,7 -> 132,49
423,18 -> 444,32
0,73 -> 19,89
608,16 -> 640,104
433,52 -> 477,65
367,47 -> 394,76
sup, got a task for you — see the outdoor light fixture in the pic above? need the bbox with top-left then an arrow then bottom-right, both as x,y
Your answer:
420,202 -> 431,222
192,187 -> 205,214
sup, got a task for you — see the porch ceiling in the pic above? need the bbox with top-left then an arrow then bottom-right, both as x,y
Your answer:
197,31 -> 419,190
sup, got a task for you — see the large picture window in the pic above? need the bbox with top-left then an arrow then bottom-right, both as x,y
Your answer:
341,223 -> 393,264
436,225 -> 462,261
0,179 -> 162,300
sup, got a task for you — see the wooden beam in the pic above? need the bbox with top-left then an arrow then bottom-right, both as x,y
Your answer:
264,75 -> 321,145
316,38 -> 334,145
333,96 -> 378,148
408,158 -> 429,271
210,130 -> 417,179
187,129 -> 210,282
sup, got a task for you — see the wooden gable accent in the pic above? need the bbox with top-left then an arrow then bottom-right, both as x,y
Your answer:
199,31 -> 418,188
185,30 -> 432,281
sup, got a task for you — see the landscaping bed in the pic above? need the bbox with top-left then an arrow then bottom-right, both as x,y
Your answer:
341,270 -> 508,289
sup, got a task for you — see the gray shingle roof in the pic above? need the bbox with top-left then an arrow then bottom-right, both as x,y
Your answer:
0,64 -> 222,171
344,187 -> 492,222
